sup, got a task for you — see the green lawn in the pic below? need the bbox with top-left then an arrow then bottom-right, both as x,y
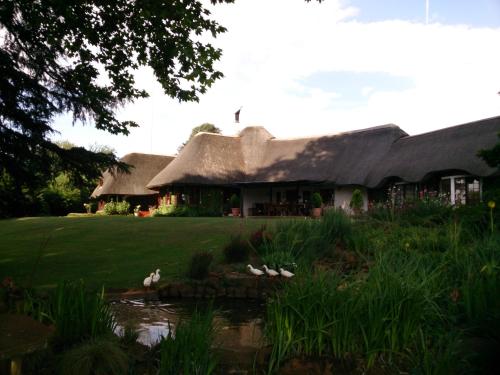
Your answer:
0,216 -> 269,289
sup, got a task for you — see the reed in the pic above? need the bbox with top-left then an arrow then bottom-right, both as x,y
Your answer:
265,251 -> 447,373
24,280 -> 116,350
158,307 -> 217,375
260,209 -> 354,267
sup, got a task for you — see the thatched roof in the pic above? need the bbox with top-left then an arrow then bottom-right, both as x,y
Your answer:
92,153 -> 174,197
147,132 -> 246,188
147,124 -> 407,188
146,116 -> 500,189
250,125 -> 407,185
366,116 -> 500,187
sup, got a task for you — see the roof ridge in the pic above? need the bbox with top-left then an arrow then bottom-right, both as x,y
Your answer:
400,115 -> 500,140
193,132 -> 238,139
122,152 -> 175,158
270,124 -> 403,141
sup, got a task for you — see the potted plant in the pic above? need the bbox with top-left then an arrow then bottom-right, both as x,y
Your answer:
230,194 -> 241,217
350,188 -> 364,215
311,192 -> 323,218
133,205 -> 141,217
83,203 -> 92,214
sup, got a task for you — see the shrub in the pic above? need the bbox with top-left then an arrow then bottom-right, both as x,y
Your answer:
159,308 -> 217,375
59,338 -> 129,375
152,204 -> 221,217
311,192 -> 322,208
230,194 -> 240,208
115,200 -> 130,215
103,200 -> 117,215
349,188 -> 364,212
187,251 -> 213,280
223,234 -> 251,263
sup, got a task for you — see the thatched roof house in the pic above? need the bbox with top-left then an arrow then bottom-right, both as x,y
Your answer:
146,116 -> 500,215
92,153 -> 174,198
147,125 -> 410,188
148,116 -> 499,189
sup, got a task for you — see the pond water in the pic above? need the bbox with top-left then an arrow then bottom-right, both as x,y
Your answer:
110,298 -> 266,354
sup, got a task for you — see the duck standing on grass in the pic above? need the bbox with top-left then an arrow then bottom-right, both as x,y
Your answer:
247,264 -> 264,276
143,272 -> 154,289
152,269 -> 161,284
279,268 -> 294,278
263,265 -> 279,277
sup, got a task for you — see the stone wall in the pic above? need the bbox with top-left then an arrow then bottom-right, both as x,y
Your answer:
158,273 -> 286,300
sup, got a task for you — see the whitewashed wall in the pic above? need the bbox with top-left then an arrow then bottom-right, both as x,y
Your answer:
241,187 -> 269,217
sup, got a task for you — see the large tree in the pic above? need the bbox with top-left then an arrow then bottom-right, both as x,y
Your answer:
178,122 -> 221,152
0,0 -> 232,196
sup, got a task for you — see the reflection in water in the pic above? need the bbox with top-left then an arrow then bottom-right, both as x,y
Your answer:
111,298 -> 266,351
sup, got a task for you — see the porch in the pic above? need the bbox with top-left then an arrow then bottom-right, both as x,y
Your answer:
241,182 -> 367,217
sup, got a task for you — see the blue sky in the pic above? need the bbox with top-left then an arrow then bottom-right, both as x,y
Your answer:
52,0 -> 500,157
301,72 -> 415,109
347,0 -> 500,26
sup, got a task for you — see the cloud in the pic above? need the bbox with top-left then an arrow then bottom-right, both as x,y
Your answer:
52,0 -> 500,156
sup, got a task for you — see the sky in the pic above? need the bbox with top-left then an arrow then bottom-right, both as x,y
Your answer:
51,0 -> 500,157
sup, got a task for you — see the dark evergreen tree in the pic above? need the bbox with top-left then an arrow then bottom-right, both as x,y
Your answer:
0,0 -> 232,216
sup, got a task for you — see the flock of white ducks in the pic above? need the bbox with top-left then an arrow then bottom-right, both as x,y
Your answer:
144,265 -> 292,288
248,264 -> 294,278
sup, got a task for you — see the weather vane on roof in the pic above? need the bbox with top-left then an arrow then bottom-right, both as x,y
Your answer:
234,106 -> 242,123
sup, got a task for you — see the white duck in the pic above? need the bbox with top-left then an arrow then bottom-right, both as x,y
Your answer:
279,268 -> 295,278
262,265 -> 279,277
143,272 -> 155,288
152,269 -> 161,284
247,264 -> 264,276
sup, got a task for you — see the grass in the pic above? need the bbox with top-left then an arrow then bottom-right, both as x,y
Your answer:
158,307 -> 217,375
264,208 -> 500,374
0,216 -> 268,289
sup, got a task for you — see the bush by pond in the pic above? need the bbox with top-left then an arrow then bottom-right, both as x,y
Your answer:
187,251 -> 214,280
223,234 -> 251,263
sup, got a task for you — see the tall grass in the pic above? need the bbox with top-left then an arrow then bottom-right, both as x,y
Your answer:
264,215 -> 500,373
158,307 -> 217,375
24,281 -> 116,349
265,253 -> 445,373
59,338 -> 129,375
259,209 -> 353,267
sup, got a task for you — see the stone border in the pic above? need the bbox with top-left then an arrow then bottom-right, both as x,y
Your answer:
158,273 -> 286,300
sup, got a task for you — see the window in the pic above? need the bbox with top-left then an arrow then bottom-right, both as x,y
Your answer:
393,183 -> 416,207
466,178 -> 481,204
440,176 -> 481,205
454,178 -> 466,205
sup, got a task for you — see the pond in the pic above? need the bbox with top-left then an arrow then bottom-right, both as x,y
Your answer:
111,298 -> 267,368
